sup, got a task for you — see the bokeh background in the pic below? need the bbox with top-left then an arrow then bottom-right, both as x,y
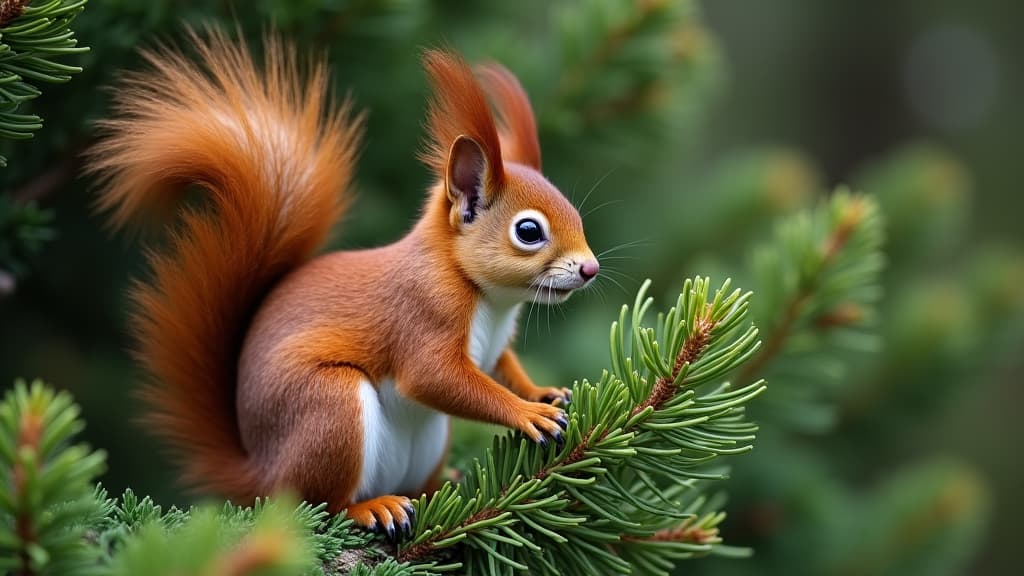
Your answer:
1,1 -> 1021,574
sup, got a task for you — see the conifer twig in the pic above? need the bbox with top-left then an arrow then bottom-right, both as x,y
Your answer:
737,196 -> 868,384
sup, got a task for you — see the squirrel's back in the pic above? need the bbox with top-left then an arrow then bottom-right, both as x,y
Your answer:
88,29 -> 363,498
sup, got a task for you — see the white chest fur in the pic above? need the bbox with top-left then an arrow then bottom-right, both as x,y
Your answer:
467,300 -> 522,373
354,300 -> 521,501
356,378 -> 448,499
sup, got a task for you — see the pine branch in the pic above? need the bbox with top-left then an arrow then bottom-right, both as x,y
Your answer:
738,190 -> 885,432
397,277 -> 765,575
0,0 -> 89,166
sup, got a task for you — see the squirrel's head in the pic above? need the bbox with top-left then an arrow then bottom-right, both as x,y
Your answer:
422,49 -> 598,305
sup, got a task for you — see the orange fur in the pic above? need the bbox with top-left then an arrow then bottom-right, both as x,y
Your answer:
92,32 -> 597,534
88,29 -> 363,500
420,49 -> 504,187
477,63 -> 542,169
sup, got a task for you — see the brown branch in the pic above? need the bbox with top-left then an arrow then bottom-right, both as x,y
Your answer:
622,518 -> 720,546
735,293 -> 807,385
0,0 -> 30,28
813,302 -> 865,329
634,306 -> 715,416
13,401 -> 43,576
398,509 -> 501,564
397,308 -> 718,564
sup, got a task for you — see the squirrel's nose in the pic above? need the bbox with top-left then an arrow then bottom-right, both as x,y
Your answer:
579,259 -> 600,281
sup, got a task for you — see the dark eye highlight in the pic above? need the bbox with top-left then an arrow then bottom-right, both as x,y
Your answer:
514,218 -> 544,244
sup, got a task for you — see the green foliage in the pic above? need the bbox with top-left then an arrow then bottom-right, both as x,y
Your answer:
0,379 -> 398,575
679,150 -> 1017,576
0,380 -> 105,575
740,191 -> 885,432
106,502 -> 315,576
827,461 -> 987,576
0,0 -> 89,166
0,195 -> 52,280
544,0 -> 716,147
0,1 -> 1019,575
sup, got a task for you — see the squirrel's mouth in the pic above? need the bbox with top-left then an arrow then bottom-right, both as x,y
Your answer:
531,285 -> 574,305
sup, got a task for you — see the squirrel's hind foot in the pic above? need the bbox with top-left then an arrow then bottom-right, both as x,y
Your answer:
346,495 -> 415,538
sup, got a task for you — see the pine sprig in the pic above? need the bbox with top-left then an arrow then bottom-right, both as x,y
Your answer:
738,190 -> 885,432
0,380 -> 106,576
398,277 -> 766,575
0,0 -> 89,166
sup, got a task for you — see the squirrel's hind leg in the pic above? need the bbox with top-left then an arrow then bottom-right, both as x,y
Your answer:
269,365 -> 382,521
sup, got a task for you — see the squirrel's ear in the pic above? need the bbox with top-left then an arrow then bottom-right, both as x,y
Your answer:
445,135 -> 493,226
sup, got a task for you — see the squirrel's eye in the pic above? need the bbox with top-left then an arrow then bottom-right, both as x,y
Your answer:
509,210 -> 550,251
514,219 -> 544,245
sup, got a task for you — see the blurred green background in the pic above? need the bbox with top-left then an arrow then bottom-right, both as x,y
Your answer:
0,1 -> 1021,575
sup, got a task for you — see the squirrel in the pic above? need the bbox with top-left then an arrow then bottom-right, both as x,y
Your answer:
88,30 -> 599,536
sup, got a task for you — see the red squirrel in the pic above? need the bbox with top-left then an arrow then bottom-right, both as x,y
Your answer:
89,31 -> 599,535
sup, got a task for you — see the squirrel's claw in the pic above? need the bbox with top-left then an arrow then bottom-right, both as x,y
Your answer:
402,502 -> 416,520
520,401 -> 568,447
401,503 -> 416,534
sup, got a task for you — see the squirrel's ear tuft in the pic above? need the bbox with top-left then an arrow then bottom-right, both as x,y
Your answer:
445,136 -> 489,226
476,63 -> 541,170
419,48 -> 504,191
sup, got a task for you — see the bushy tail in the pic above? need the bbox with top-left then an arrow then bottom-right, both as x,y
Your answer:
88,30 -> 362,500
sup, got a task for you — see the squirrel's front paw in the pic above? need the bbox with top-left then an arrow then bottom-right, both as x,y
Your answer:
537,386 -> 573,407
516,401 -> 568,445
